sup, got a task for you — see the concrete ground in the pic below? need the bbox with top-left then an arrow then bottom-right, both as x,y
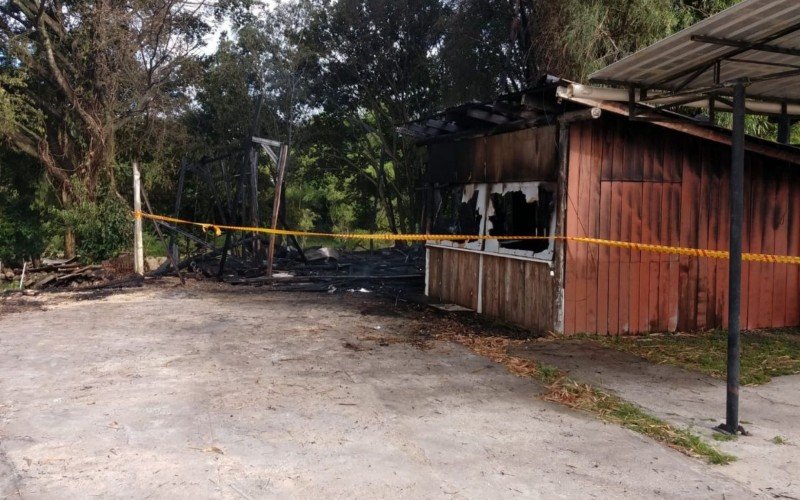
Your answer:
511,341 -> 800,499
0,284 -> 758,498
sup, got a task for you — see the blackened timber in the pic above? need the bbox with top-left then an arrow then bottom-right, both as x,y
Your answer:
141,187 -> 185,285
415,115 -> 555,145
266,144 -> 288,277
553,120 -> 570,333
169,158 -> 188,263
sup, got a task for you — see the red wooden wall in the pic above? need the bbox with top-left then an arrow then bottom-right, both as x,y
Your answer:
564,114 -> 800,334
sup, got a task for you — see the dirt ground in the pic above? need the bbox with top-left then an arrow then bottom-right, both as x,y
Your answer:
0,283 -> 761,498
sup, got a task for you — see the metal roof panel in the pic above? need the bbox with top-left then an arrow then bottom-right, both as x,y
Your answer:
590,0 -> 800,102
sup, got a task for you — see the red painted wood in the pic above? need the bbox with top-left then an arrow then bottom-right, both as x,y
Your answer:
678,141 -> 701,331
758,165 -> 778,328
696,146 -> 712,330
608,120 -> 626,334
598,181 -> 613,333
586,123 -> 603,334
786,177 -> 800,326
745,157 -> 763,330
597,123 -> 615,334
772,167 -> 790,328
642,182 -> 660,331
564,124 -> 584,334
628,180 -> 643,334
561,113 -> 800,335
574,123 -> 593,333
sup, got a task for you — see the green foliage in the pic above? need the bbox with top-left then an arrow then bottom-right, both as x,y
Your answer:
532,0 -> 682,80
0,70 -> 42,141
143,231 -> 168,258
57,184 -> 133,263
0,0 -> 787,263
0,151 -> 44,265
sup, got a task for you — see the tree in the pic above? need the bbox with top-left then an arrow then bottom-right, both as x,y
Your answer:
0,0 -> 211,255
296,0 -> 446,234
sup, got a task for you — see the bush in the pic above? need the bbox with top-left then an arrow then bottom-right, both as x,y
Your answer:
0,157 -> 44,266
59,186 -> 133,263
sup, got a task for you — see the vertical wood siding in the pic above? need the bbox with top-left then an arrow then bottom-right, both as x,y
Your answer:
427,126 -> 558,184
480,254 -> 555,333
426,247 -> 480,310
427,247 -> 555,333
565,114 -> 800,334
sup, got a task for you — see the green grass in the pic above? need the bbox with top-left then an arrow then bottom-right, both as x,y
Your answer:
772,436 -> 788,445
583,329 -> 800,385
143,232 -> 168,257
544,376 -> 736,465
713,432 -> 738,442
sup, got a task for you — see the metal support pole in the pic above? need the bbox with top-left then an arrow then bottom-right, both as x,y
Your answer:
777,103 -> 791,145
133,161 -> 145,276
725,82 -> 746,435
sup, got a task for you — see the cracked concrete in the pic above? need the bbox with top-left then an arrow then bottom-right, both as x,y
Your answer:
0,286 -> 758,498
510,341 -> 800,499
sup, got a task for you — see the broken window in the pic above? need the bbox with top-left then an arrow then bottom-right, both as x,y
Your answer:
485,182 -> 556,260
427,182 -> 555,261
430,184 -> 486,249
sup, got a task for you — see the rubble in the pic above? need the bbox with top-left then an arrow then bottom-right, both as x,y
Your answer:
149,240 -> 425,299
2,255 -> 140,291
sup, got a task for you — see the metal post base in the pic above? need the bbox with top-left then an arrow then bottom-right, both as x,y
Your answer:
715,423 -> 749,436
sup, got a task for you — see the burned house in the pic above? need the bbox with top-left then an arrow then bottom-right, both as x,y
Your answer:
399,77 -> 800,335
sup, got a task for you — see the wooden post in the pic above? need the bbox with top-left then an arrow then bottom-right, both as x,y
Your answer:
552,121 -> 570,334
133,161 -> 144,276
19,261 -> 27,290
266,144 -> 288,277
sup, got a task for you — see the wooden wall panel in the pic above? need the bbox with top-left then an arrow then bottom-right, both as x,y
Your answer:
428,137 -> 485,184
485,126 -> 558,182
481,255 -> 555,333
426,247 -> 555,333
426,247 -> 480,311
564,113 -> 800,334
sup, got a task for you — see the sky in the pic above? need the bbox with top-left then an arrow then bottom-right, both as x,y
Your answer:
201,0 -> 279,55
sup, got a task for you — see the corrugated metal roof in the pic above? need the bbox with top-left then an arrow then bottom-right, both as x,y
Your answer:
590,0 -> 800,103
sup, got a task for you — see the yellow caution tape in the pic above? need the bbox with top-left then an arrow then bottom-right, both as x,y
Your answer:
134,211 -> 800,265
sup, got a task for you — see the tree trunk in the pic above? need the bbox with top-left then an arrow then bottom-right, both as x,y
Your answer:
65,228 -> 76,259
376,150 -> 399,235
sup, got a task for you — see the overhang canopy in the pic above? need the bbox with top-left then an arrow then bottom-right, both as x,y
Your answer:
590,0 -> 800,105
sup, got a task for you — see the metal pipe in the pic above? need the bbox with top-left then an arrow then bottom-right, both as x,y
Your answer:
726,81 -> 746,435
558,84 -> 800,116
